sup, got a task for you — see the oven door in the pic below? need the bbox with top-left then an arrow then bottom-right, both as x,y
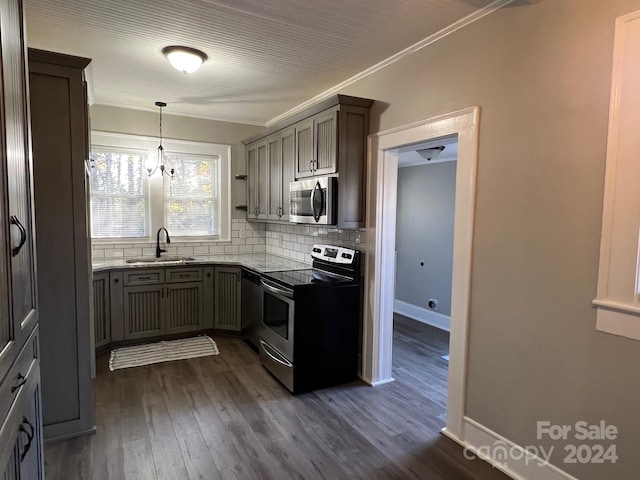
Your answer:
260,278 -> 295,361
289,176 -> 336,225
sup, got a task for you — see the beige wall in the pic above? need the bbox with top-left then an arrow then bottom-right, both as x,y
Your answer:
90,104 -> 263,219
340,1 -> 639,478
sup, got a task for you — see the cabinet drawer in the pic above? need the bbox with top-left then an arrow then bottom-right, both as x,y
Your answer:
123,269 -> 165,286
0,326 -> 38,423
166,267 -> 202,283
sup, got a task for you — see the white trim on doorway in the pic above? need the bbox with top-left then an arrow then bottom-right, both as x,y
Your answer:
362,107 -> 480,442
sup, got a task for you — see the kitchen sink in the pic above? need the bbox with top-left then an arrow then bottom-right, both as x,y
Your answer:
125,255 -> 196,264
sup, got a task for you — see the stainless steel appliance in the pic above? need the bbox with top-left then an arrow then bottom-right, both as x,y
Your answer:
259,244 -> 361,394
289,176 -> 337,224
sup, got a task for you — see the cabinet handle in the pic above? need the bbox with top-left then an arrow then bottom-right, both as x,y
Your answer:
10,216 -> 27,257
178,274 -> 190,278
207,272 -> 211,278
11,373 -> 26,393
237,271 -> 240,282
137,276 -> 151,280
19,417 -> 35,461
309,159 -> 313,172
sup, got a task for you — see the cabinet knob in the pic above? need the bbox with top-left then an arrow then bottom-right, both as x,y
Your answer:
207,272 -> 211,278
114,278 -> 119,283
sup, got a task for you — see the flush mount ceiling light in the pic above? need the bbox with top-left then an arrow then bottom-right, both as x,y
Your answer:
416,146 -> 446,161
162,46 -> 207,73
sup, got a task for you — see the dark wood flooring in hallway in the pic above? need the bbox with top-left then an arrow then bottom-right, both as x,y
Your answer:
44,316 -> 510,480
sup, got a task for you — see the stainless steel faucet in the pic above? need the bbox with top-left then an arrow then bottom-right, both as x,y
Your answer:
155,227 -> 170,258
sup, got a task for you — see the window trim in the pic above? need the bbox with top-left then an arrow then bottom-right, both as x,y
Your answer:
593,9 -> 640,341
91,131 -> 232,243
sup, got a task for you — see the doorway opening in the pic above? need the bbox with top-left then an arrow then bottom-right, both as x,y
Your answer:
392,136 -> 458,425
362,107 -> 480,442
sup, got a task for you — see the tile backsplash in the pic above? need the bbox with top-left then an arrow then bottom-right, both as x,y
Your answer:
265,223 -> 366,263
91,219 -> 266,259
91,219 -> 366,263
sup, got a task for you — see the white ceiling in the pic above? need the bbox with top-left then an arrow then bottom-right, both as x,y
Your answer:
24,0 -> 496,126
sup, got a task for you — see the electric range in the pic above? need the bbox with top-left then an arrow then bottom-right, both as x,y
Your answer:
258,244 -> 361,394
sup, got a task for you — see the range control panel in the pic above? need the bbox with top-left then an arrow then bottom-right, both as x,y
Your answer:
311,244 -> 358,265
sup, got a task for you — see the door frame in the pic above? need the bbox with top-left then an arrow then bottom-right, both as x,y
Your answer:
362,107 -> 480,441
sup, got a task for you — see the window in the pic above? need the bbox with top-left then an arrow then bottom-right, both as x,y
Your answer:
593,10 -> 640,341
164,152 -> 220,236
90,148 -> 149,238
90,132 -> 231,241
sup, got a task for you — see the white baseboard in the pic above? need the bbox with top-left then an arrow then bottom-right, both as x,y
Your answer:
357,373 -> 395,386
394,299 -> 451,332
445,417 -> 579,480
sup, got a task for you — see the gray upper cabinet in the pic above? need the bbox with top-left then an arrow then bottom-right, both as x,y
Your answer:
247,139 -> 268,220
29,48 -> 94,441
243,95 -> 373,228
295,108 -> 338,178
280,127 -> 295,221
247,143 -> 259,219
267,133 -> 282,220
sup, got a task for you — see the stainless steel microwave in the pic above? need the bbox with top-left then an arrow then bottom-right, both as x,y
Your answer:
289,176 -> 337,225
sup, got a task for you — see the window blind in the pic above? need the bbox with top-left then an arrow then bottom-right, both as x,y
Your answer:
90,149 -> 149,238
163,153 -> 220,236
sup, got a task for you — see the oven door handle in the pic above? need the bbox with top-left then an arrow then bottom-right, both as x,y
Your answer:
260,278 -> 294,298
260,339 -> 293,368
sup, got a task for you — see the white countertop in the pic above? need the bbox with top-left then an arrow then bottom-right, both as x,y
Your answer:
92,253 -> 311,274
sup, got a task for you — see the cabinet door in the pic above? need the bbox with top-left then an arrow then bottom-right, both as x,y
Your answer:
295,118 -> 314,178
0,364 -> 43,480
214,267 -> 241,331
93,273 -> 110,350
313,108 -> 338,175
123,285 -> 164,340
165,282 -> 204,335
256,141 -> 269,219
246,142 -> 259,219
0,0 -> 38,384
267,133 -> 282,220
280,127 -> 295,221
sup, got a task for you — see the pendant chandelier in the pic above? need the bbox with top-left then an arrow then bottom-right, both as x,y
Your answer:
146,101 -> 174,177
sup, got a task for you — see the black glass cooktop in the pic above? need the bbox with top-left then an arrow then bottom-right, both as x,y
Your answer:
264,269 -> 355,288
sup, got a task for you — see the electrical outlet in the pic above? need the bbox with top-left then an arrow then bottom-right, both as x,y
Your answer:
428,299 -> 438,310
277,233 -> 284,246
238,229 -> 245,239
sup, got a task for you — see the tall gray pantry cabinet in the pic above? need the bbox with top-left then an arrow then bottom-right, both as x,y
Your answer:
29,49 -> 95,441
0,0 -> 44,478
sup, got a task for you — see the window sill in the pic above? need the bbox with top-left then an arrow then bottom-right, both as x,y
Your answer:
593,299 -> 640,341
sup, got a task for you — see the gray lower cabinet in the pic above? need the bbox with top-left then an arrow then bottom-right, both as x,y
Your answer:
92,273 -> 110,349
123,285 -> 164,340
166,282 -> 204,335
214,267 -> 242,331
113,267 -> 205,342
0,328 -> 43,480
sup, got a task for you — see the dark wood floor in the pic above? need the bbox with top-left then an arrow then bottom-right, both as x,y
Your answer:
44,316 -> 509,480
